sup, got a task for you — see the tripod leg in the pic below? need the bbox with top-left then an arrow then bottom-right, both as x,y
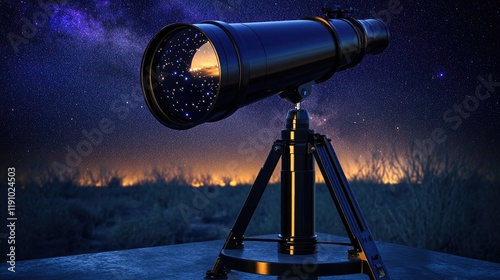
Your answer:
312,134 -> 390,280
207,141 -> 283,278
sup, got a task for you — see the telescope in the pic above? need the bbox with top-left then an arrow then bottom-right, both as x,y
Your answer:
141,6 -> 391,280
141,10 -> 389,129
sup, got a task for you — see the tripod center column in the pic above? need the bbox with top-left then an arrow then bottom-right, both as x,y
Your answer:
279,108 -> 317,255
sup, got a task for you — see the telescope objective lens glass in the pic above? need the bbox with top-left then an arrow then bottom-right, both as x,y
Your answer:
152,28 -> 220,123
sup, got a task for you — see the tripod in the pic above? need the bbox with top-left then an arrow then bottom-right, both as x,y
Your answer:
206,104 -> 390,279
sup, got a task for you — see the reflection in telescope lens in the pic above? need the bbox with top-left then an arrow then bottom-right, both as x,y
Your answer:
153,28 -> 220,123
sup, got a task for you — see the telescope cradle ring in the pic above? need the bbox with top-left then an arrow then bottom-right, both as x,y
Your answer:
341,17 -> 368,68
301,16 -> 342,84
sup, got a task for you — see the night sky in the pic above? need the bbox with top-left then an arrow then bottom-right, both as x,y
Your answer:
1,0 -> 499,186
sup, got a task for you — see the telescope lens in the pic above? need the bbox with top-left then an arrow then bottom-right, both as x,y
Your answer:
152,27 -> 220,124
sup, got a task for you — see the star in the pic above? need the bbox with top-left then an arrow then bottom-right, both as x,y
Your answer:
2,0 -> 499,194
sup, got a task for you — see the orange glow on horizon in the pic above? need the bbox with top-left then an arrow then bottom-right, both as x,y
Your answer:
70,143 -> 407,188
72,162 -> 403,188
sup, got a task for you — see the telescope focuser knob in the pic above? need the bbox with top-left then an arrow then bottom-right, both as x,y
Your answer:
322,4 -> 353,19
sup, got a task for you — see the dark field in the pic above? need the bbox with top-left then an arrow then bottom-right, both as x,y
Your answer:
1,154 -> 499,264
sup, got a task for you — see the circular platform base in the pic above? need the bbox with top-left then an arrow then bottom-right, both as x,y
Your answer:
219,240 -> 367,277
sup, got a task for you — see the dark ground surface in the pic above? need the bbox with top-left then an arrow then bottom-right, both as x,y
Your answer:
1,234 -> 499,280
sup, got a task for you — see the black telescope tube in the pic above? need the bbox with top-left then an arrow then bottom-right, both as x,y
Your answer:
141,17 -> 389,130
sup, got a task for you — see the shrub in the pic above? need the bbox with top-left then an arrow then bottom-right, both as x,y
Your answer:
6,154 -> 499,263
